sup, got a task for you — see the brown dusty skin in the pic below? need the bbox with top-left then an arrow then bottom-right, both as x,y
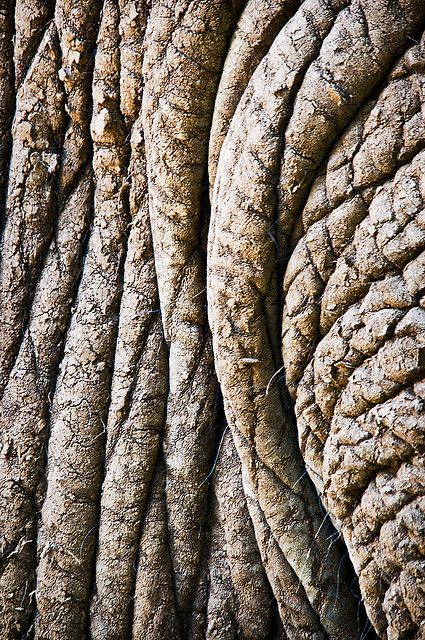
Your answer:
35,2 -> 128,637
117,0 -> 150,130
282,34 -> 425,399
0,2 -> 15,210
208,1 -> 361,637
132,459 -> 180,640
14,0 -> 55,89
54,0 -> 102,198
0,1 -> 424,638
0,2 -> 100,636
0,24 -> 65,398
89,6 -> 167,637
295,152 -> 425,639
0,0 -> 100,397
0,171 -> 92,638
90,117 -> 169,629
208,0 -> 301,190
205,501 -> 238,640
208,1 -> 425,638
212,429 -> 273,639
141,0 -> 244,630
276,0 -> 425,254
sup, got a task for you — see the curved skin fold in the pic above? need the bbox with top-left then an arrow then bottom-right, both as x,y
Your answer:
0,1 -> 424,639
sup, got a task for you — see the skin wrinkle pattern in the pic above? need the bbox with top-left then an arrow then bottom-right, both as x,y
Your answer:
208,0 -> 302,191
294,152 -> 425,637
141,0 -> 245,630
0,171 -> 93,637
132,459 -> 180,639
90,112 -> 169,638
0,1 -> 424,638
0,3 -> 15,214
0,1 -> 101,636
208,2 -> 361,638
282,34 -> 425,398
35,1 -> 129,637
211,427 -> 273,638
0,23 -> 65,399
88,4 -> 169,638
208,0 -> 425,638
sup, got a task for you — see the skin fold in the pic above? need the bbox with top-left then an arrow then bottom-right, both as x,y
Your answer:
0,1 -> 424,638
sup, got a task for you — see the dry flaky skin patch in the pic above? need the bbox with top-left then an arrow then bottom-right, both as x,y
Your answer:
208,0 -> 302,191
294,152 -> 425,639
0,1 -> 424,639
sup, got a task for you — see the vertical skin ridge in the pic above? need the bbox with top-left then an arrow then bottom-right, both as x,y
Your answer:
0,1 -> 16,221
90,113 -> 169,640
212,429 -> 273,640
90,319 -> 168,639
102,117 -> 158,466
243,481 -> 324,640
89,7 -> 172,637
131,458 -> 181,640
187,517 -> 212,640
0,1 -> 424,638
205,500 -> 238,640
35,1 -> 130,637
0,3 -> 101,636
0,171 -> 93,640
54,0 -> 103,199
13,0 -> 55,89
208,0 -> 302,192
118,0 -> 150,131
0,23 -> 65,399
141,0 -> 244,629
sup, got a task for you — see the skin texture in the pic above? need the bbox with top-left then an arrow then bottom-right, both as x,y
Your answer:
141,1 -> 244,630
0,2 -> 15,213
0,171 -> 92,638
295,152 -> 425,639
0,24 -> 65,399
132,459 -> 180,639
0,1 -> 424,639
35,2 -> 127,637
88,6 -> 165,638
208,0 -> 302,190
283,34 -> 425,398
212,429 -> 273,639
208,2 -> 367,637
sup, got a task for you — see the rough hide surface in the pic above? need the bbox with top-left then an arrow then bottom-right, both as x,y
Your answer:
0,1 -> 424,639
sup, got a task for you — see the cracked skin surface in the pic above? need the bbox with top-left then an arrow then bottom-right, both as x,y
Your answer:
0,1 -> 424,638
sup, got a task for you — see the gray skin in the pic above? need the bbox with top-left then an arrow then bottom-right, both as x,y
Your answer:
0,1 -> 424,639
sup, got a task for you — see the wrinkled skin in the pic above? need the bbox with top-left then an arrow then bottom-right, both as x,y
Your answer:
0,1 -> 424,639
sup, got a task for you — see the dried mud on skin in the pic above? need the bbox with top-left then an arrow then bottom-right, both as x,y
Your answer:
0,1 -> 424,639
